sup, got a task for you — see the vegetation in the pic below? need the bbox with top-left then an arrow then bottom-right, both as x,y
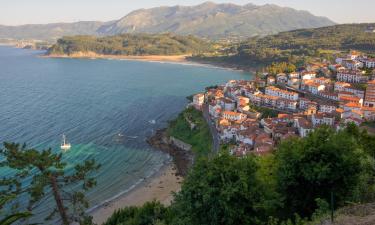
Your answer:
193,23 -> 375,69
250,104 -> 279,119
103,124 -> 375,225
0,143 -> 100,224
48,33 -> 214,56
167,107 -> 212,157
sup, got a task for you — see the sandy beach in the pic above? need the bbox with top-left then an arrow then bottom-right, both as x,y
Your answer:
91,163 -> 183,225
45,52 -> 189,63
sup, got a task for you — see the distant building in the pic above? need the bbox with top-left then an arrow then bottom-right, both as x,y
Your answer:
193,93 -> 205,110
337,70 -> 368,83
364,80 -> 375,108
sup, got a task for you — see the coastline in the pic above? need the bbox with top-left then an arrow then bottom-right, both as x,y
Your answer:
90,129 -> 193,224
43,52 -> 254,73
90,161 -> 183,225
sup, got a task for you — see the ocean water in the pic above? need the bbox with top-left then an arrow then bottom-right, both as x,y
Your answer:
0,46 -> 252,220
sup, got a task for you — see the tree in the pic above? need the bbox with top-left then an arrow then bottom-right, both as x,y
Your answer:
103,201 -> 170,225
274,126 -> 367,219
171,153 -> 279,225
0,143 -> 100,224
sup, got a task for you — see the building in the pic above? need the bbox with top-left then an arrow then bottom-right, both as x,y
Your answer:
319,104 -> 336,113
364,80 -> 375,107
301,71 -> 316,80
193,93 -> 205,110
222,111 -> 247,121
364,58 -> 375,68
334,82 -> 351,92
302,81 -> 325,95
265,86 -> 299,101
337,70 -> 367,83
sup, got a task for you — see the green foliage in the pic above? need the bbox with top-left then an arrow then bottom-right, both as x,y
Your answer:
48,33 -> 214,56
195,23 -> 375,69
250,104 -> 279,119
100,124 -> 375,225
171,153 -> 279,225
167,107 -> 212,156
266,62 -> 296,75
0,143 -> 100,224
274,126 -> 370,219
103,201 -> 170,225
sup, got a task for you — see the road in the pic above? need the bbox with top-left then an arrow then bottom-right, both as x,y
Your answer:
202,104 -> 220,153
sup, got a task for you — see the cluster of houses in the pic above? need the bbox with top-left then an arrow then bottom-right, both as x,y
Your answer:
192,52 -> 375,157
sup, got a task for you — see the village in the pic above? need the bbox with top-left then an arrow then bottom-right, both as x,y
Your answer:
192,52 -> 375,156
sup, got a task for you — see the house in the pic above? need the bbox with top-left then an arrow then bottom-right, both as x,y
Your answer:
334,82 -> 351,92
311,113 -> 335,127
208,103 -> 222,118
344,85 -> 365,99
342,59 -> 363,70
301,71 -> 316,80
217,97 -> 236,111
364,58 -> 375,68
288,72 -> 300,79
343,102 -> 362,112
287,78 -> 300,89
364,80 -> 375,108
265,86 -> 299,101
294,117 -> 313,137
299,98 -> 316,110
362,107 -> 375,121
222,111 -> 247,121
276,73 -> 288,84
337,70 -> 367,83
267,76 -> 276,85
276,98 -> 297,111
318,91 -> 339,101
304,81 -> 325,95
193,93 -> 205,110
319,104 -> 336,113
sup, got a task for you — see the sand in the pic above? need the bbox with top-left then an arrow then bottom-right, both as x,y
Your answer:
45,52 -> 189,63
90,163 -> 183,225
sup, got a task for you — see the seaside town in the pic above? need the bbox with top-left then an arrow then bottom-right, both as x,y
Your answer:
192,51 -> 375,157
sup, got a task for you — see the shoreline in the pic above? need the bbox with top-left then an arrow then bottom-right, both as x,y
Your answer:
42,53 -> 254,74
90,129 -> 193,224
90,161 -> 183,225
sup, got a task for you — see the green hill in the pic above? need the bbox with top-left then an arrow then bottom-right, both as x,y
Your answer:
47,33 -> 213,56
192,23 -> 375,69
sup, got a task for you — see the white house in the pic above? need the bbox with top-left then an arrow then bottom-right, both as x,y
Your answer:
222,111 -> 247,121
193,93 -> 205,110
337,70 -> 367,83
265,86 -> 299,101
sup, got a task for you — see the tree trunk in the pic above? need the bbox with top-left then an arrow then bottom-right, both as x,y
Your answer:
50,175 -> 69,225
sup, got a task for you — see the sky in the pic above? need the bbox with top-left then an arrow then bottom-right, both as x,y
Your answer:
0,0 -> 374,26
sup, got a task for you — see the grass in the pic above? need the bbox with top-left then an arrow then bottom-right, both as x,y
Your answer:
167,107 -> 212,157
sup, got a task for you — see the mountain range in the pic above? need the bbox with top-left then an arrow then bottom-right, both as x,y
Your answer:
0,2 -> 335,41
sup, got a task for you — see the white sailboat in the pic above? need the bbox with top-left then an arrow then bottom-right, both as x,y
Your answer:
61,134 -> 71,150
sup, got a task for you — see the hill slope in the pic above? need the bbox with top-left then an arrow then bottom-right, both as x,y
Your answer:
192,23 -> 375,69
47,33 -> 213,56
98,2 -> 335,39
0,21 -> 107,41
0,2 -> 335,41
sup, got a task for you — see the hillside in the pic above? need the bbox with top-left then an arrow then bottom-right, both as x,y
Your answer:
193,23 -> 375,69
0,21 -> 107,41
97,2 -> 335,39
47,33 -> 213,56
0,2 -> 334,41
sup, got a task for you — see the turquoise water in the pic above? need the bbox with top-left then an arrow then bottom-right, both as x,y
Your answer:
0,46 -> 252,220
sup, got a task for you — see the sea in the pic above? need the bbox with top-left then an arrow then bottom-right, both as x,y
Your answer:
0,46 -> 252,221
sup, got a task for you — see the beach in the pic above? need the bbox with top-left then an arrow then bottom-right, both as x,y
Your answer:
91,162 -> 183,225
45,52 -> 189,62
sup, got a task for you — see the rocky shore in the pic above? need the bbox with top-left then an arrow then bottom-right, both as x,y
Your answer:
147,128 -> 193,177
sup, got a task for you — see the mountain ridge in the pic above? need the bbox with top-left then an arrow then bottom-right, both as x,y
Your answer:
0,2 -> 335,41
